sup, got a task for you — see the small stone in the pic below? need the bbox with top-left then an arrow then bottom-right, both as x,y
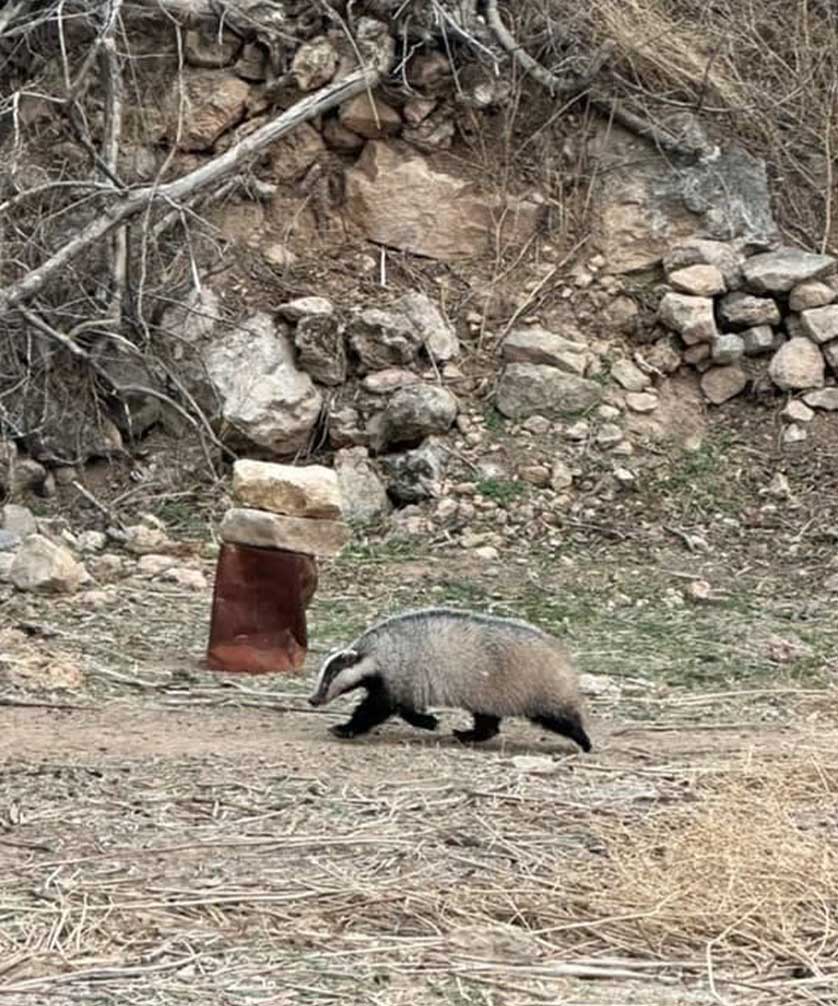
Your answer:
741,325 -> 775,356
596,423 -> 623,447
668,264 -> 726,296
278,296 -> 334,321
510,755 -> 558,775
9,534 -> 86,593
292,37 -> 338,91
78,589 -> 113,609
803,388 -> 838,411
824,341 -> 838,375
783,423 -> 808,445
685,579 -> 714,603
137,554 -> 177,576
613,467 -> 635,487
232,460 -> 343,519
700,365 -> 748,404
824,574 -> 838,593
474,545 -> 499,561
597,404 -> 621,420
765,472 -> 792,499
625,392 -> 658,413
501,328 -> 587,375
549,460 -> 574,491
88,553 -> 130,581
372,385 -> 459,450
162,567 -> 207,590
220,508 -> 351,557
122,524 -> 175,556
519,465 -> 551,487
2,504 -> 37,538
603,296 -> 639,335
294,314 -> 347,386
611,358 -> 651,392
362,368 -> 421,394
636,341 -> 681,375
789,280 -> 835,312
522,416 -> 551,434
683,343 -> 711,365
657,293 -> 718,344
663,239 -> 744,289
611,440 -> 634,456
396,291 -> 460,362
436,498 -> 459,520
769,338 -> 825,390
743,248 -> 836,293
718,291 -> 781,328
263,244 -> 297,269
564,420 -> 589,441
339,92 -> 401,139
75,530 -> 106,554
800,305 -> 838,345
712,333 -> 745,364
781,400 -> 814,424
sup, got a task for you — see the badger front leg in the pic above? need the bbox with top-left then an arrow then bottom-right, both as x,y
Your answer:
330,685 -> 394,739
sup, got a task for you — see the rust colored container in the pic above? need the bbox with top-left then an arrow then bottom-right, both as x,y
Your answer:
206,542 -> 318,674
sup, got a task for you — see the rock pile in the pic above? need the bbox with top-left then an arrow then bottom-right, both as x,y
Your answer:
656,244 -> 838,416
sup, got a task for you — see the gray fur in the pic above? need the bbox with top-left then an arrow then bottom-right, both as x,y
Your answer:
309,607 -> 591,749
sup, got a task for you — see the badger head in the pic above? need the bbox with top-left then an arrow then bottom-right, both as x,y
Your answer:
308,648 -> 375,706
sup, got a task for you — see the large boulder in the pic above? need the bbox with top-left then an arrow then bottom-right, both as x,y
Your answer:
657,293 -> 718,345
232,460 -> 343,519
768,338 -> 825,390
220,508 -> 350,558
495,364 -> 603,419
348,308 -> 424,372
10,535 -> 86,593
344,140 -> 544,261
743,249 -> 836,293
334,447 -> 391,522
204,313 -> 322,455
370,385 -> 458,450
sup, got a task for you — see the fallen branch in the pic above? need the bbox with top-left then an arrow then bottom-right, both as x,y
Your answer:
0,65 -> 381,319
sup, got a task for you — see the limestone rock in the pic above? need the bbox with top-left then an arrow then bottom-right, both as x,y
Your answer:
344,140 -> 543,262
501,328 -> 587,375
625,392 -> 658,413
2,504 -> 37,539
718,291 -> 780,328
328,405 -> 368,448
164,71 -> 249,152
402,109 -> 455,152
550,460 -> 573,491
372,385 -> 458,450
743,248 -> 836,293
184,29 -> 238,68
824,341 -> 838,375
768,338 -> 825,390
800,305 -> 838,345
340,93 -> 402,139
294,314 -> 347,386
322,118 -> 365,152
658,293 -> 718,344
362,369 -> 421,394
292,37 -> 338,91
783,423 -> 807,445
789,280 -> 835,312
668,264 -> 726,296
803,388 -> 838,411
700,365 -> 747,404
602,295 -> 639,335
496,364 -> 603,419
232,460 -> 343,519
137,554 -> 177,576
663,239 -> 745,289
162,566 -> 208,590
123,524 -> 175,556
379,440 -> 446,505
268,122 -> 325,182
348,308 -> 423,372
220,508 -> 350,558
741,325 -> 775,355
635,341 -> 681,375
278,296 -> 334,321
334,447 -> 391,523
0,530 -> 20,552
712,333 -> 745,364
395,292 -> 459,362
781,400 -> 814,424
204,312 -> 322,454
9,534 -> 86,593
611,358 -> 651,392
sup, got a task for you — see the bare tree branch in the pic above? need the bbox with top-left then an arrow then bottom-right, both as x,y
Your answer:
0,65 -> 381,319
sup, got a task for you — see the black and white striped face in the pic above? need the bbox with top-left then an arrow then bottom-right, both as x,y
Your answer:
308,648 -> 374,706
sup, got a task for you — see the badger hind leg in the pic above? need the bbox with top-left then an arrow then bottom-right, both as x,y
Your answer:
398,707 -> 439,731
453,713 -> 501,744
330,686 -> 394,740
530,714 -> 592,752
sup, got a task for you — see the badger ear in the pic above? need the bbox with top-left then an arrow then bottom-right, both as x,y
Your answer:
342,648 -> 361,663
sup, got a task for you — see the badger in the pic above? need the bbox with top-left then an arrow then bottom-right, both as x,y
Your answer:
308,607 -> 592,751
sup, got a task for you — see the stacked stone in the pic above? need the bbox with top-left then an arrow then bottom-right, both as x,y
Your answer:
206,461 -> 350,675
656,244 -> 838,409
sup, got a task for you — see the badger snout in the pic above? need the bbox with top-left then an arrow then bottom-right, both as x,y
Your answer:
308,694 -> 322,707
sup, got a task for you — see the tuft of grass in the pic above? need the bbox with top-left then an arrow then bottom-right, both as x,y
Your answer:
476,477 -> 529,505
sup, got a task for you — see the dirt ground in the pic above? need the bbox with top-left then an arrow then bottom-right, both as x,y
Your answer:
1,535 -> 837,1006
